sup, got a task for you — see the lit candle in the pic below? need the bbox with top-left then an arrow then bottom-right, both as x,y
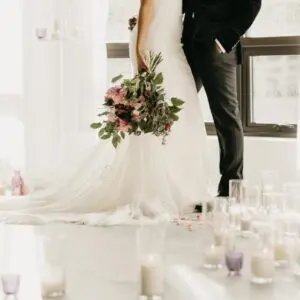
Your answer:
274,242 -> 290,264
203,244 -> 223,269
240,217 -> 251,232
251,248 -> 274,284
40,265 -> 65,298
140,254 -> 164,296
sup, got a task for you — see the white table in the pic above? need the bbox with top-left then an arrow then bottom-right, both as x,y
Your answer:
0,223 -> 298,300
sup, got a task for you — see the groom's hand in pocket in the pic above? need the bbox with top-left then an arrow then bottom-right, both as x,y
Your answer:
214,39 -> 226,54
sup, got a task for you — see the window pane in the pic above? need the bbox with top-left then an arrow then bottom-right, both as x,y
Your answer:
106,0 -> 139,42
251,55 -> 300,124
247,0 -> 300,37
0,0 -> 22,95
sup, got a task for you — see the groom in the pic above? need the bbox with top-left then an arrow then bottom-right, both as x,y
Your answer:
182,0 -> 261,203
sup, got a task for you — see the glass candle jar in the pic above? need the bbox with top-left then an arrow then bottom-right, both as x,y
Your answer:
250,227 -> 275,284
203,244 -> 224,269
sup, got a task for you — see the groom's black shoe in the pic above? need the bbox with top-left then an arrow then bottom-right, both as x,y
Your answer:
194,202 -> 213,213
194,204 -> 203,213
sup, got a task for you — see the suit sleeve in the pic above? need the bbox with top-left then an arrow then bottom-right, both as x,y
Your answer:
216,0 -> 262,53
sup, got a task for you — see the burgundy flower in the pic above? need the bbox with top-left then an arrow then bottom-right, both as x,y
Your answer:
128,16 -> 137,31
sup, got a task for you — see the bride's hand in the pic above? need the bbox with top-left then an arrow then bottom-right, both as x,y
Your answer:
136,49 -> 148,72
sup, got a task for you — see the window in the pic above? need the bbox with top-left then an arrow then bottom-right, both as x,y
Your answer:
244,0 -> 300,137
252,55 -> 300,125
241,37 -> 300,137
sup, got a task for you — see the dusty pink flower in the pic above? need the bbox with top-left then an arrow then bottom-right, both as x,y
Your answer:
132,110 -> 141,121
119,119 -> 131,132
130,101 -> 145,109
105,86 -> 127,104
107,113 -> 116,122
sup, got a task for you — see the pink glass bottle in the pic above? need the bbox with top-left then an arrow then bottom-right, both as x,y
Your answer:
11,171 -> 24,196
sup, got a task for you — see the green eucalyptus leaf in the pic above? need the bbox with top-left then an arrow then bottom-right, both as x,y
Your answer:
171,98 -> 184,106
90,122 -> 102,129
111,74 -> 123,83
101,134 -> 111,140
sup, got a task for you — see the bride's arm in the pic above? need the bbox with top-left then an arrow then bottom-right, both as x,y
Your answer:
136,0 -> 154,71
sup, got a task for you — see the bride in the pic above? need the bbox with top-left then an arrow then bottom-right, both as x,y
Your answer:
0,0 -> 211,225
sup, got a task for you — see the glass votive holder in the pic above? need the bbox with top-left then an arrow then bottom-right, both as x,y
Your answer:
1,274 -> 21,296
239,212 -> 252,238
212,227 -> 236,252
250,247 -> 274,284
137,222 -> 166,299
35,28 -> 47,40
203,244 -> 224,269
262,192 -> 287,216
228,203 -> 241,231
40,264 -> 65,298
229,179 -> 247,204
212,197 -> 228,215
225,250 -> 243,276
291,237 -> 300,276
273,228 -> 293,267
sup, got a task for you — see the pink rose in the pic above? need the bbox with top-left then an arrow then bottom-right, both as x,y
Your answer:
132,110 -> 141,121
119,119 -> 131,132
105,86 -> 127,104
107,113 -> 116,122
130,101 -> 145,109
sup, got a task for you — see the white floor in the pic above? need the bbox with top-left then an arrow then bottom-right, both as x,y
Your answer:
0,222 -> 299,300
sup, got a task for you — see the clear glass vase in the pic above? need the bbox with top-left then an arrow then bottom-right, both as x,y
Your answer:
36,224 -> 67,298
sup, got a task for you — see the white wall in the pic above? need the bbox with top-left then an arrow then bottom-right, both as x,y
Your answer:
207,136 -> 298,192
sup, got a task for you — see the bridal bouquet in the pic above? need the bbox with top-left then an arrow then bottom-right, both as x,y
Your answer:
90,52 -> 184,148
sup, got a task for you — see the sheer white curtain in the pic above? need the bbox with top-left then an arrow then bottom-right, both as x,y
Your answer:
22,0 -> 108,189
0,0 -> 24,185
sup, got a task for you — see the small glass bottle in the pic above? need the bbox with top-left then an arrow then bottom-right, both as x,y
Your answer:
11,171 -> 24,196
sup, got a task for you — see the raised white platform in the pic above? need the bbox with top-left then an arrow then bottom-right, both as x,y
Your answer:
0,223 -> 298,300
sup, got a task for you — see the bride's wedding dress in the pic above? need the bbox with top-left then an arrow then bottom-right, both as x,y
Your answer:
0,0 -> 210,225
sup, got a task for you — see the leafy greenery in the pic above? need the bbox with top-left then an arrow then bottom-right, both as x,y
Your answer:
90,52 -> 184,148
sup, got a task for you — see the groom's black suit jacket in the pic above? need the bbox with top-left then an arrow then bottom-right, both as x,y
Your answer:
182,0 -> 261,63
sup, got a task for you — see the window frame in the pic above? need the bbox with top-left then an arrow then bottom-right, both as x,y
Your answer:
241,36 -> 300,138
106,36 -> 300,138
